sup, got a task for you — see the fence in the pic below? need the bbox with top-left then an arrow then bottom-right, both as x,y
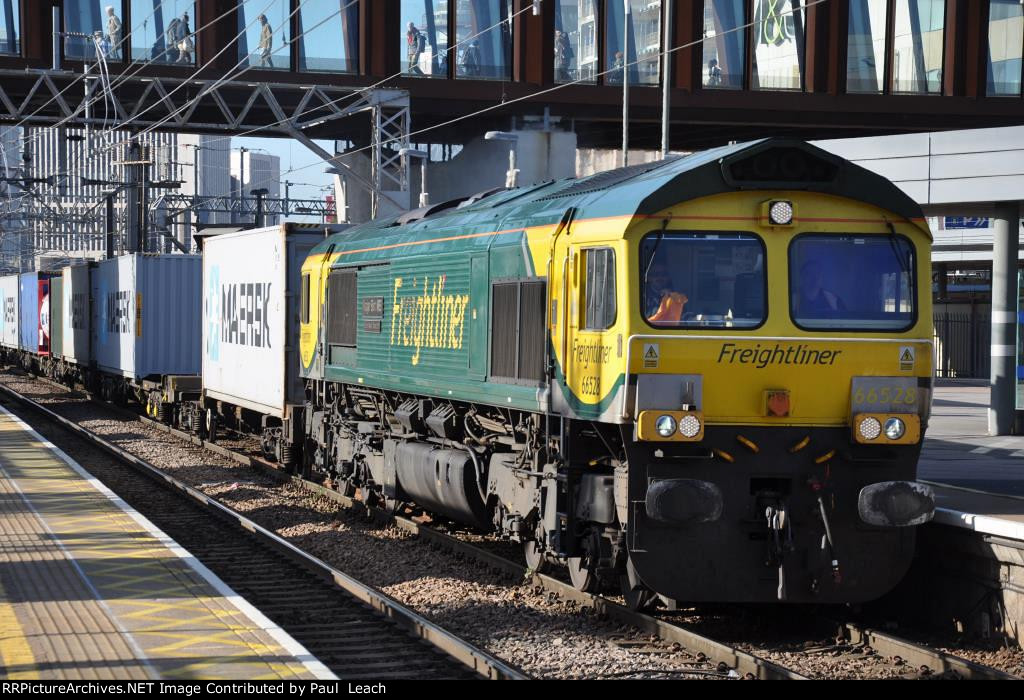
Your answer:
933,312 -> 991,379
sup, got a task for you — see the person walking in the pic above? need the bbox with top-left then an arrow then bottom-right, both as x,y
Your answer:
105,5 -> 122,59
406,21 -> 425,75
257,14 -> 273,68
461,41 -> 481,77
172,12 -> 194,63
554,30 -> 573,81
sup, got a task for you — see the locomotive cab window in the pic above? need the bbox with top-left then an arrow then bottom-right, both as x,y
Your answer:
583,248 -> 616,330
300,273 -> 310,324
789,234 -> 916,331
640,232 -> 766,328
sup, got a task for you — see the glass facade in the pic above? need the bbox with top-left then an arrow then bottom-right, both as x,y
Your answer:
847,0 -> 887,93
605,0 -> 661,86
988,0 -> 1024,96
401,0 -> 448,77
455,0 -> 512,80
298,1 -> 360,73
65,1 -> 127,61
555,0 -> 597,83
130,0 -> 195,64
238,0 -> 289,70
891,0 -> 944,93
751,0 -> 806,90
0,1 -> 19,55
703,0 -> 745,90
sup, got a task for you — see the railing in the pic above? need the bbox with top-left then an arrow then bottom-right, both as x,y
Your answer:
933,312 -> 991,379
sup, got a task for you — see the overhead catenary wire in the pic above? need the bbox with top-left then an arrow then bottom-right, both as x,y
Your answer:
9,0 -> 526,224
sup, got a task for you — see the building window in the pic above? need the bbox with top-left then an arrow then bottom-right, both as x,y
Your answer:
456,0 -> 512,80
605,1 -> 661,86
703,0 -> 745,90
64,1 -> 127,61
298,0 -> 359,73
0,2 -> 20,55
555,0 -> 597,83
751,0 -> 806,90
847,0 -> 887,93
891,0 -> 944,93
401,0 -> 448,78
130,1 -> 195,64
238,0 -> 289,70
987,0 -> 1024,96
583,248 -> 617,330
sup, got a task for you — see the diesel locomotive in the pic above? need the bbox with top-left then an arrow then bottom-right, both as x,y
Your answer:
298,138 -> 936,607
0,138 -> 936,609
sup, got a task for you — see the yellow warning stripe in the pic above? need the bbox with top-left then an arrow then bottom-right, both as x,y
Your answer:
0,579 -> 37,680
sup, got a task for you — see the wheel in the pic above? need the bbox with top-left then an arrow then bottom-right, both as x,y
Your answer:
523,540 -> 547,574
205,408 -> 218,442
567,556 -> 597,593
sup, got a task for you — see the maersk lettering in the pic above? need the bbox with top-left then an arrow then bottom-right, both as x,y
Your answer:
221,282 -> 272,349
107,291 -> 132,334
718,343 -> 842,368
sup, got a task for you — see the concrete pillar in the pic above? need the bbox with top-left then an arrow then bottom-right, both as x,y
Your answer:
988,202 -> 1021,435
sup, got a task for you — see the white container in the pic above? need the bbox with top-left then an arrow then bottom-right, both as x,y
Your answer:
92,254 -> 202,380
61,263 -> 92,364
0,274 -> 19,349
202,224 -> 323,418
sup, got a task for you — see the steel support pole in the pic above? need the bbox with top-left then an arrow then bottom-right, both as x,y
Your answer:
660,0 -> 673,159
988,202 -> 1021,435
622,1 -> 630,167
105,194 -> 115,258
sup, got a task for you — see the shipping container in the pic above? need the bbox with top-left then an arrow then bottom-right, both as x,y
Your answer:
62,263 -> 92,365
92,254 -> 202,380
50,277 -> 64,359
0,274 -> 18,349
201,224 -> 323,418
19,272 -> 54,355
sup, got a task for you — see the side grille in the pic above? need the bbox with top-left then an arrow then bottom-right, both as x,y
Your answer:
491,282 -> 519,379
327,270 -> 357,347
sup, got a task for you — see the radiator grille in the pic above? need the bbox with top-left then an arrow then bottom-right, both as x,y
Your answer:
326,270 -> 357,347
491,282 -> 519,379
518,281 -> 546,382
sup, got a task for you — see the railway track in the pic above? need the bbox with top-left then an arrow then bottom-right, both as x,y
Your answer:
2,372 -> 1020,680
0,379 -> 524,681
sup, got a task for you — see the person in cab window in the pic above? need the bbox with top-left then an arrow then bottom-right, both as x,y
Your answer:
645,262 -> 689,323
795,260 -> 846,316
407,21 -> 426,75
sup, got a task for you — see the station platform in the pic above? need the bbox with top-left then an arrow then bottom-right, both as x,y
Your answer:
0,405 -> 333,680
920,382 -> 1024,540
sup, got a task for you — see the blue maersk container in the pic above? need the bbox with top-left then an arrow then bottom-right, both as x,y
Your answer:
92,254 -> 202,379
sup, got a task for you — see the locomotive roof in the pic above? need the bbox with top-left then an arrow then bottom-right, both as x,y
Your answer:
313,138 -> 929,261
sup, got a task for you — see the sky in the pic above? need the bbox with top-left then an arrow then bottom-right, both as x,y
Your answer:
236,136 -> 336,214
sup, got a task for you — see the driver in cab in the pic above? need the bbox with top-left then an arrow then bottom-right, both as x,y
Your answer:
645,262 -> 688,323
794,260 -> 846,317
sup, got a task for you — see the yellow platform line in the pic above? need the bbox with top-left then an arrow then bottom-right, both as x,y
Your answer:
0,578 -> 38,680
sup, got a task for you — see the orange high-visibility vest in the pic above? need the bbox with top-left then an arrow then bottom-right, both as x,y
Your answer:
650,291 -> 688,323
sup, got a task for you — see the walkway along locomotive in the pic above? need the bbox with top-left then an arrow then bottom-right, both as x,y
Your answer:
298,138 -> 936,607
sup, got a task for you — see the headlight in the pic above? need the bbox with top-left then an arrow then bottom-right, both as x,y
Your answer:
679,414 -> 702,439
769,200 -> 794,225
858,416 -> 882,441
884,417 -> 906,440
655,414 -> 677,437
